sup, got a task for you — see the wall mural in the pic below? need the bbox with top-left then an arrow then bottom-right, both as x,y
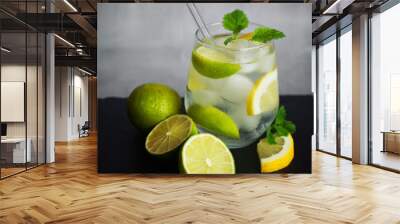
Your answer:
97,3 -> 313,174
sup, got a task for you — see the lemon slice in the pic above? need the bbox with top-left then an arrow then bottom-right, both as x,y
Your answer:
180,134 -> 235,174
145,115 -> 197,156
239,32 -> 253,40
192,46 -> 240,79
246,68 -> 279,115
257,134 -> 294,173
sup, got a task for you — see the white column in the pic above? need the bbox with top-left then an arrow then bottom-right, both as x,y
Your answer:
352,14 -> 369,164
45,0 -> 56,163
46,33 -> 55,163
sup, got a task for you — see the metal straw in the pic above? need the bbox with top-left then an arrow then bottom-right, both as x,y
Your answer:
186,3 -> 215,44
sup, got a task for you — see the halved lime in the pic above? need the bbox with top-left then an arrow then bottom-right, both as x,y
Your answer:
145,115 -> 197,156
187,104 -> 239,139
180,134 -> 235,174
192,46 -> 240,79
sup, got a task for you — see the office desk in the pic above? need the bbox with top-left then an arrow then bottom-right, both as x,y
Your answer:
1,138 -> 31,163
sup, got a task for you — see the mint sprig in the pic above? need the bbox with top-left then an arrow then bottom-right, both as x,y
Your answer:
251,27 -> 285,43
266,106 -> 296,144
222,9 -> 285,45
223,9 -> 249,45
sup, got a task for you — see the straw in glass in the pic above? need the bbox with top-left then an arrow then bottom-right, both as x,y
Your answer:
186,3 -> 215,45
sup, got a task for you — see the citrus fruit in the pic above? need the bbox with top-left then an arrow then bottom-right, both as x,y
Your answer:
192,46 -> 240,79
187,104 -> 239,139
145,115 -> 197,156
246,68 -> 279,115
187,65 -> 207,91
127,83 -> 181,131
239,32 -> 253,40
180,133 -> 235,174
257,134 -> 294,173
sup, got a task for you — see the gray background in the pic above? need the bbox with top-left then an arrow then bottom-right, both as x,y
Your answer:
98,3 -> 312,98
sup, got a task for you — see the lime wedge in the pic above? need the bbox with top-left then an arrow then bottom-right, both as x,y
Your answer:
247,68 -> 279,115
187,65 -> 207,91
145,115 -> 197,156
180,134 -> 235,174
257,134 -> 294,173
187,104 -> 239,139
192,46 -> 240,79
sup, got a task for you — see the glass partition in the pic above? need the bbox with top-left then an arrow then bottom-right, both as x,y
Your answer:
1,30 -> 28,177
317,36 -> 337,155
0,2 -> 46,179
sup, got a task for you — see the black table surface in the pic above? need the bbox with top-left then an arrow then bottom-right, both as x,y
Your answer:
98,95 -> 313,174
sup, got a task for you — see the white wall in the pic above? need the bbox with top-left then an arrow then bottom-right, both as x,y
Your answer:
55,67 -> 89,141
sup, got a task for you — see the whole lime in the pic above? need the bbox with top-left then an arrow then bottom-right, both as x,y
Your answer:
127,83 -> 181,131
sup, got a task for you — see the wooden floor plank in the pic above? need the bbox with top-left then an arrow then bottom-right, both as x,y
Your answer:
0,135 -> 399,223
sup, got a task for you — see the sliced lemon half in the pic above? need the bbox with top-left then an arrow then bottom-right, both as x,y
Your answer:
246,68 -> 279,116
257,134 -> 294,173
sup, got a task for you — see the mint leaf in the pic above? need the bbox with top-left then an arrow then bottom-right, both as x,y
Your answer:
284,121 -> 296,133
251,27 -> 285,43
275,106 -> 286,124
224,36 -> 235,45
223,9 -> 249,34
266,106 -> 296,144
275,125 -> 289,136
223,9 -> 248,45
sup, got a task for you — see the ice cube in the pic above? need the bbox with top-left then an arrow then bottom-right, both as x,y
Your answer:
239,62 -> 259,75
190,89 -> 222,107
218,74 -> 253,103
227,39 -> 251,50
227,103 -> 261,132
257,48 -> 276,74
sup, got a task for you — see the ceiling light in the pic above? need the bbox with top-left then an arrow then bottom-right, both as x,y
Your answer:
1,47 -> 11,53
63,0 -> 78,12
54,34 -> 75,48
78,67 -> 93,76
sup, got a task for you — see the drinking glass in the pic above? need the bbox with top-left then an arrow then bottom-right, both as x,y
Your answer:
185,22 -> 279,148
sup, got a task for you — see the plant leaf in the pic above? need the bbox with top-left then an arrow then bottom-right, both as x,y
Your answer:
251,27 -> 285,43
223,9 -> 249,34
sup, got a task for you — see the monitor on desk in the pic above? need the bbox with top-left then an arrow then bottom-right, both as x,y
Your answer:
1,123 -> 7,138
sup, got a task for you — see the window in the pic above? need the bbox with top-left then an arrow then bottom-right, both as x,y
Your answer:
371,2 -> 400,171
339,28 -> 352,158
317,36 -> 337,154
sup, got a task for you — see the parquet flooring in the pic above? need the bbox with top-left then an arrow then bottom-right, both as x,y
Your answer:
1,134 -> 400,223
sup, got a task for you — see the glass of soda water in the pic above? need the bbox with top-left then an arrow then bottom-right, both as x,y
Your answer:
185,22 -> 279,148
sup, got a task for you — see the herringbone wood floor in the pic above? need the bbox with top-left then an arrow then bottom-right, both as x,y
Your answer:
1,135 -> 400,224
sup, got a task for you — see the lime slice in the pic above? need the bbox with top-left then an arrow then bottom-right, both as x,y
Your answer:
187,104 -> 239,139
247,68 -> 279,115
180,134 -> 235,174
187,65 -> 207,91
257,134 -> 294,173
192,46 -> 240,79
145,115 -> 197,156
